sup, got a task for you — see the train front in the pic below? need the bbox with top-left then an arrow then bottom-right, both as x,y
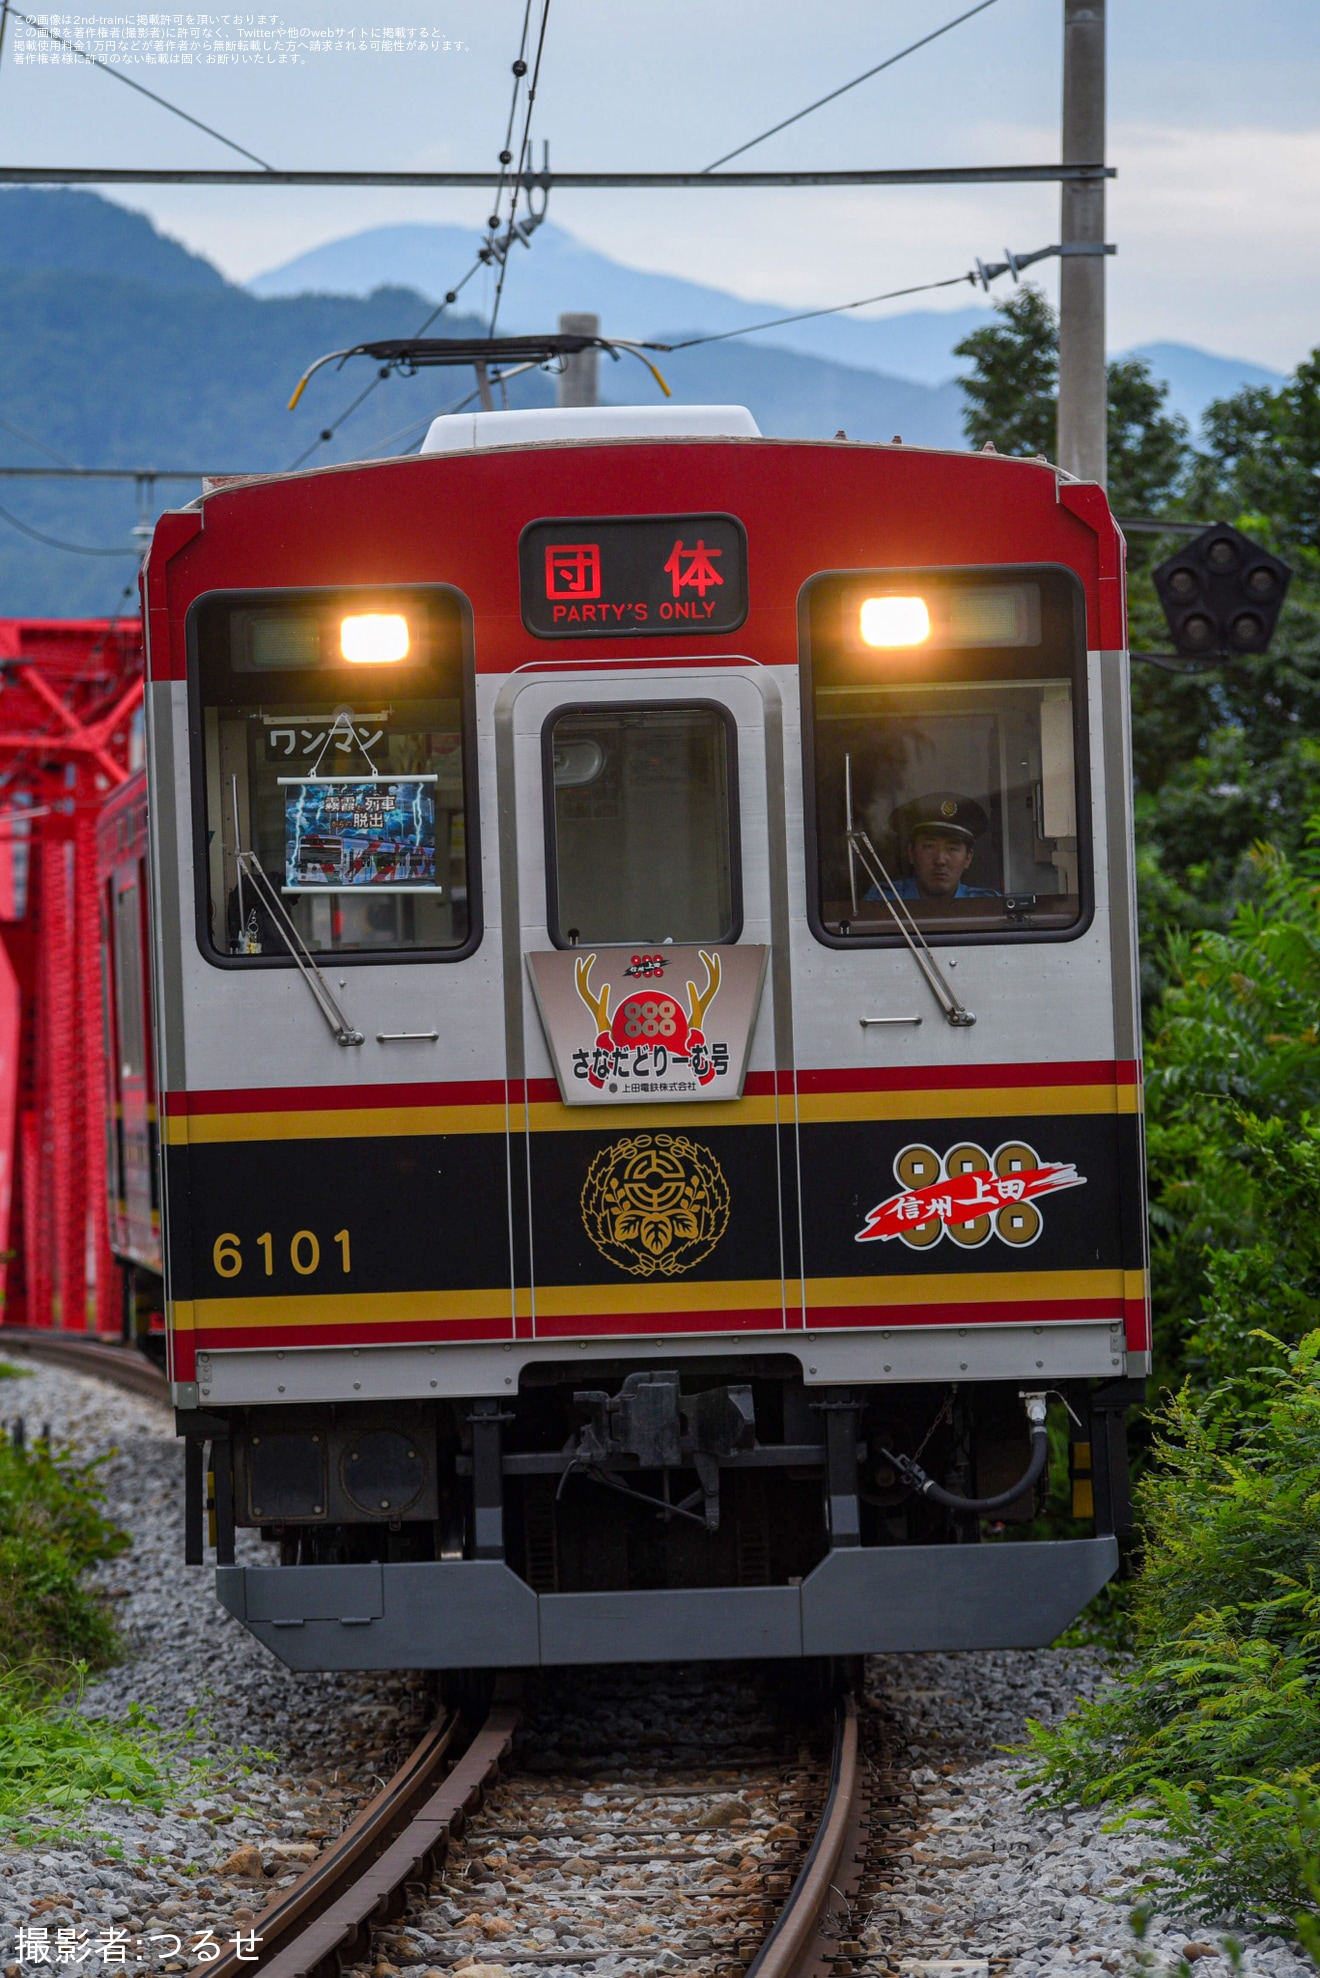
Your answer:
142,404 -> 1147,1669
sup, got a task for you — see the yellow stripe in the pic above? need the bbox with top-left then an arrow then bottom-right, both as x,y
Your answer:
165,1081 -> 1138,1145
165,1103 -> 507,1146
797,1084 -> 1136,1124
805,1267 -> 1124,1307
533,1279 -> 785,1317
176,1287 -> 513,1331
176,1267 -> 1126,1337
1123,1267 -> 1149,1299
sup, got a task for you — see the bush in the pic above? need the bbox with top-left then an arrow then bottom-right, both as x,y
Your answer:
1144,832 -> 1320,1386
0,1423 -> 128,1680
0,1668 -> 196,1832
1025,1335 -> 1320,1935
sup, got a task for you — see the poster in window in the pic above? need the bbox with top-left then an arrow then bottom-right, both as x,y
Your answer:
280,775 -> 438,891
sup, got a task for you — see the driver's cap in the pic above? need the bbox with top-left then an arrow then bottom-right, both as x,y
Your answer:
893,791 -> 989,843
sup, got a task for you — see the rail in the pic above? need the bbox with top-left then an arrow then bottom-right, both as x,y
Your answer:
192,1683 -> 521,1978
180,1674 -> 865,1978
0,1326 -> 169,1403
749,1692 -> 869,1978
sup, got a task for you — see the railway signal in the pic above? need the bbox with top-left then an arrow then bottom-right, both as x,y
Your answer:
1152,522 -> 1292,660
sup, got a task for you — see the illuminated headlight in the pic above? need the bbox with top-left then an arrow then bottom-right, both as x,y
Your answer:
859,596 -> 930,648
340,612 -> 410,664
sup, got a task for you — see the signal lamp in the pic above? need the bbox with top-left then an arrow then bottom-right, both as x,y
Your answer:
859,595 -> 930,648
1153,524 -> 1291,659
340,612 -> 410,664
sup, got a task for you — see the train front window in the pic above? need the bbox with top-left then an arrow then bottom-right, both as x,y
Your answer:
191,587 -> 474,962
802,567 -> 1089,942
544,703 -> 740,946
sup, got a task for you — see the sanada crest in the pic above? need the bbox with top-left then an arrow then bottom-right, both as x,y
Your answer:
573,949 -> 728,1093
856,1140 -> 1085,1251
582,1132 -> 731,1278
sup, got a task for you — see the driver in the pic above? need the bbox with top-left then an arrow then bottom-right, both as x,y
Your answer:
865,792 -> 999,901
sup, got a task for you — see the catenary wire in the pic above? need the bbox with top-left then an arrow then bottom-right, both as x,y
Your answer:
2,7 -> 273,169
287,7 -> 552,467
289,242 -> 1047,467
704,0 -> 1000,171
489,0 -> 552,337
642,270 -> 986,352
0,414 -> 77,466
0,499 -> 139,554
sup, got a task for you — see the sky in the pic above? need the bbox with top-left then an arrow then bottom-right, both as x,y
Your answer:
2,0 -> 1319,369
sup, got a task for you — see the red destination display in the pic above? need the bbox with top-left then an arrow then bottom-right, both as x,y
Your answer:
519,512 -> 748,638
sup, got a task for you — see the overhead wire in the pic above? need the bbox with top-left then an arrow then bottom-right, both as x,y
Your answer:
0,415 -> 77,467
285,237 -> 1057,452
0,500 -> 139,554
704,0 -> 1001,171
287,3 -> 554,468
643,269 -> 987,352
488,0 -> 552,337
2,6 -> 273,168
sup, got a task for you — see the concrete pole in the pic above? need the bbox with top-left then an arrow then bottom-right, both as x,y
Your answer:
1057,0 -> 1106,484
557,312 -> 600,408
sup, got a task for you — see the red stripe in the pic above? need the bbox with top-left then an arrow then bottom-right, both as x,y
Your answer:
165,1061 -> 1138,1116
532,1309 -> 783,1339
1125,1296 -> 1151,1351
803,1297 -> 1125,1328
187,1302 -> 1128,1357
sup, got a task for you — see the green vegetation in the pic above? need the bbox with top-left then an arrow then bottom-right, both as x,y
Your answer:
0,1422 -> 127,1675
0,1416 -> 200,1827
958,295 -> 1320,1943
1027,1334 -> 1320,1931
0,1673 -> 196,1833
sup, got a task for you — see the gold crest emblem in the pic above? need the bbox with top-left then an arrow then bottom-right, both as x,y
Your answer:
581,1132 -> 731,1278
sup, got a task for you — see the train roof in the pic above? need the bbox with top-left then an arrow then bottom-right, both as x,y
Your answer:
149,417 -> 1126,676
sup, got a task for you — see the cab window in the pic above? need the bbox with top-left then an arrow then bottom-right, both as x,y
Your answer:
190,586 -> 476,964
544,703 -> 740,946
801,567 -> 1090,944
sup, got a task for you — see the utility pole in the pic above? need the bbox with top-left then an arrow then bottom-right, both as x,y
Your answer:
557,312 -> 600,407
1057,0 -> 1106,484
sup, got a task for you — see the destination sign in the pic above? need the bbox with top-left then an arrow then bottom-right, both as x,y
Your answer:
519,513 -> 748,639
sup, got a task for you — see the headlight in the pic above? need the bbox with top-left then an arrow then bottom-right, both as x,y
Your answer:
340,613 -> 410,664
859,596 -> 930,648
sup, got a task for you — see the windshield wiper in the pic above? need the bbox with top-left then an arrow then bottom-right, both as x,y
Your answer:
235,850 -> 365,1046
845,827 -> 976,1028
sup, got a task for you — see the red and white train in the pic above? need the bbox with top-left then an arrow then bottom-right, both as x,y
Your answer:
141,400 -> 1146,1668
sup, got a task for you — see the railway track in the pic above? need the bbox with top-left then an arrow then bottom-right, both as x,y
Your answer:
185,1667 -> 879,1978
0,1325 -> 169,1403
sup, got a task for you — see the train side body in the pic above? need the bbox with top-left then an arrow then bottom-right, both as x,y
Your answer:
143,425 -> 1146,1668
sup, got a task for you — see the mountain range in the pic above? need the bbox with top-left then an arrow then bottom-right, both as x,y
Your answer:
251,219 -> 1286,429
0,189 -> 1293,618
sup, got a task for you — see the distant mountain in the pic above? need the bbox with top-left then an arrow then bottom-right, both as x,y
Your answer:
1123,341 -> 1285,431
0,199 -> 963,617
249,219 -> 993,387
0,192 -> 1293,619
0,187 -> 225,291
251,219 -> 1292,428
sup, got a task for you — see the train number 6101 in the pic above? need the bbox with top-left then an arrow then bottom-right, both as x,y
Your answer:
211,1229 -> 351,1278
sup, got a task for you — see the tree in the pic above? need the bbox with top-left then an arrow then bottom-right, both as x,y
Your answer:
956,290 -> 1320,1008
953,284 -> 1189,514
955,285 -> 1058,459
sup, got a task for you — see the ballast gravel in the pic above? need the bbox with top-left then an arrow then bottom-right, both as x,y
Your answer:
0,1360 -> 429,1975
859,1653 -> 1312,1978
0,1358 -> 1310,1978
